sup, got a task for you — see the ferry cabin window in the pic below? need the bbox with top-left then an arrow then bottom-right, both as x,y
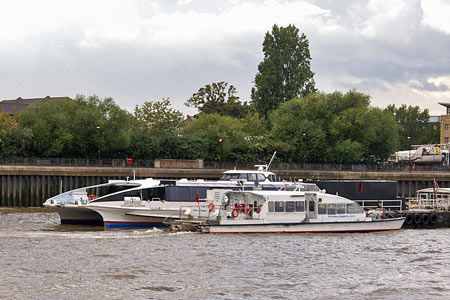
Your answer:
337,204 -> 345,214
268,174 -> 277,182
346,203 -> 364,214
318,204 -> 326,214
268,201 -> 275,212
249,174 -> 257,181
327,204 -> 336,215
420,194 -> 427,200
257,174 -> 266,182
275,201 -> 285,212
295,201 -> 305,212
100,189 -> 142,202
141,187 -> 165,201
346,203 -> 356,214
107,183 -> 140,194
286,201 -> 295,212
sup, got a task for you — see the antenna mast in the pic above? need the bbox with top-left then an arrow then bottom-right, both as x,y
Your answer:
267,151 -> 277,171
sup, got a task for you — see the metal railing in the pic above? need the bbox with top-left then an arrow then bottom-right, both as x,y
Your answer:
1,157 -> 450,171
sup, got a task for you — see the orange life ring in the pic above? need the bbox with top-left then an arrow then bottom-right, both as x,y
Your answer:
232,208 -> 239,218
88,194 -> 96,201
208,202 -> 215,212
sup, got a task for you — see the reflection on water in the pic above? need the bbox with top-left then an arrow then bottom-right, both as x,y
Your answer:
1,210 -> 450,299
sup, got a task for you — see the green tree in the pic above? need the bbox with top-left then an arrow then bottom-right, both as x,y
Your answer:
0,110 -> 34,157
181,114 -> 248,161
134,98 -> 182,131
270,90 -> 399,163
185,81 -> 250,118
251,24 -> 316,120
386,104 -> 435,149
270,99 -> 326,162
16,95 -> 132,158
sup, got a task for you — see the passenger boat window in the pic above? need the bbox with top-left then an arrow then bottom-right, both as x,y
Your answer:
420,194 -> 427,200
309,201 -> 315,212
100,189 -> 142,202
327,204 -> 336,215
268,175 -> 276,182
337,204 -> 345,214
286,201 -> 295,212
142,187 -> 165,201
346,203 -> 357,214
220,174 -> 231,180
257,174 -> 266,182
249,174 -> 257,181
239,174 -> 248,180
275,201 -> 285,212
295,201 -> 305,212
268,201 -> 274,212
318,203 -> 326,214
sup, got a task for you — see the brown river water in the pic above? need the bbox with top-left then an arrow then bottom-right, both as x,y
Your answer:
1,209 -> 450,300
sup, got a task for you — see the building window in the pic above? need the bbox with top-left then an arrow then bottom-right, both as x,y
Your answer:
446,137 -> 449,144
445,124 -> 449,131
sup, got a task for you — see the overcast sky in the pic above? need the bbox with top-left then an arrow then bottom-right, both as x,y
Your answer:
1,0 -> 450,116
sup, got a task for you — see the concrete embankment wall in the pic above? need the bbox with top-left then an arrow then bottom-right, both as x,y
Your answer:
2,165 -> 450,206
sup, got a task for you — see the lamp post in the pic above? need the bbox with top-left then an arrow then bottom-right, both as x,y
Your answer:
302,133 -> 307,163
96,126 -> 101,161
218,137 -> 223,168
407,136 -> 411,167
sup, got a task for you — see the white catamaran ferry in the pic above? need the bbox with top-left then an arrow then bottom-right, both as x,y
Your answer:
172,189 -> 405,233
44,158 -> 308,229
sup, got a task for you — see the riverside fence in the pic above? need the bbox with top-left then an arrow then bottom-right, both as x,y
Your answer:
1,157 -> 450,207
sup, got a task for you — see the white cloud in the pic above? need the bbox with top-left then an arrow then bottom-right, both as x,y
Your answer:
421,0 -> 450,34
0,0 -> 450,116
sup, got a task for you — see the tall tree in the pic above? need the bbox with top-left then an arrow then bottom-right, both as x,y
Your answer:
386,104 -> 433,149
251,24 -> 316,119
185,81 -> 250,118
134,98 -> 182,131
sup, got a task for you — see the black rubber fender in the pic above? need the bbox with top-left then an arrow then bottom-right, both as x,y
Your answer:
430,213 -> 438,225
414,213 -> 422,225
421,213 -> 430,225
405,214 -> 413,225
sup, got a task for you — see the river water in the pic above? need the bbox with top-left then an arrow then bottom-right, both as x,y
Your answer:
1,211 -> 450,300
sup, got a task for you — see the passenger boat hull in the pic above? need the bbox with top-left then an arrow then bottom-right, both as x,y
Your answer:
50,205 -> 103,225
87,205 -> 189,230
201,218 -> 405,234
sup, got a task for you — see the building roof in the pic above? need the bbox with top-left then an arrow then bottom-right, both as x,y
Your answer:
0,96 -> 71,114
438,102 -> 450,108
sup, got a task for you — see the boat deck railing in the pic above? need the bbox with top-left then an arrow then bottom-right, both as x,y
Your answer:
406,197 -> 450,211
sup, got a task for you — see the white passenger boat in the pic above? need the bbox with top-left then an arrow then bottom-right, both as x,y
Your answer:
182,189 -> 405,233
43,179 -> 159,225
44,162 -> 304,228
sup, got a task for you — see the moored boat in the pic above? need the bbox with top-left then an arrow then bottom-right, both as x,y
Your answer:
170,188 -> 405,233
400,187 -> 450,228
44,162 -> 304,228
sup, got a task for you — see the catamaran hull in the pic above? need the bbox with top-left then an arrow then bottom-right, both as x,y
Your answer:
87,206 -> 188,230
201,218 -> 405,234
48,205 -> 104,225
